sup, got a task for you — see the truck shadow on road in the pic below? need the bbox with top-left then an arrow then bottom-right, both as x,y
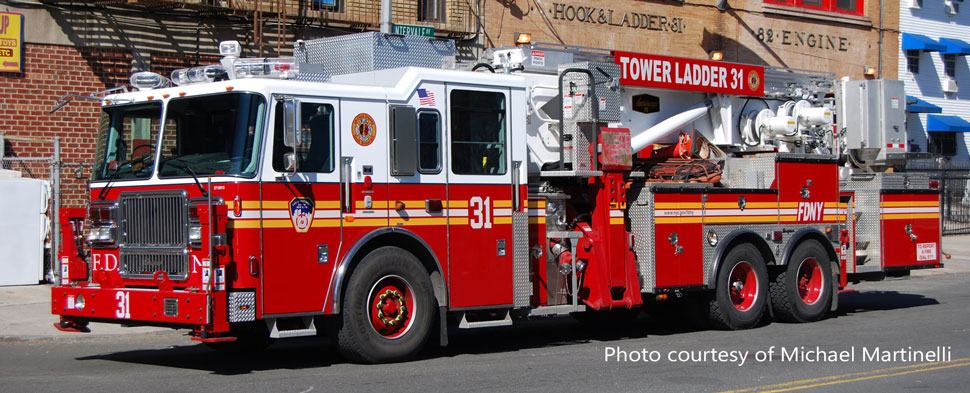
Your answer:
75,290 -> 939,373
830,290 -> 940,317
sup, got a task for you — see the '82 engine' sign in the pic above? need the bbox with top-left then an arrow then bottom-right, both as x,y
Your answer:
614,50 -> 764,96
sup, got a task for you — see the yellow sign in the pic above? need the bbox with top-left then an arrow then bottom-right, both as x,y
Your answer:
0,12 -> 23,73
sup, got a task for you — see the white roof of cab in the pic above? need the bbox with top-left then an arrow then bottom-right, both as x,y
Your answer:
105,66 -> 527,106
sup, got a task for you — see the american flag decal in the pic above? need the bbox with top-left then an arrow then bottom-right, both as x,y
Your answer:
417,89 -> 436,106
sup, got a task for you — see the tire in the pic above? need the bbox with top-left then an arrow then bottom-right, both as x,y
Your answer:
709,243 -> 769,330
203,322 -> 275,354
769,239 -> 833,323
335,246 -> 434,363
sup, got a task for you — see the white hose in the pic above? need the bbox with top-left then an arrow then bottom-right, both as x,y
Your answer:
630,103 -> 710,153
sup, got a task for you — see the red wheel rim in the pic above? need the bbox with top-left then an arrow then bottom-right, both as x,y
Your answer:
367,275 -> 416,339
797,258 -> 823,305
728,261 -> 758,311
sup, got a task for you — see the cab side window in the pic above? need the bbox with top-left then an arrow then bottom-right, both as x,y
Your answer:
417,111 -> 441,173
450,90 -> 506,175
273,102 -> 335,173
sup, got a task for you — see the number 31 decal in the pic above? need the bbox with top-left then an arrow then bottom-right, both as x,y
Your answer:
470,196 -> 492,229
115,291 -> 131,319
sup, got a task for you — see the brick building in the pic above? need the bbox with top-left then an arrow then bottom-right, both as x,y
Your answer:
482,0 -> 898,80
1,0 -> 897,210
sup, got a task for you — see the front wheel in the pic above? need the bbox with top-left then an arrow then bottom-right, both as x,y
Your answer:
769,239 -> 833,323
709,243 -> 768,330
335,246 -> 434,363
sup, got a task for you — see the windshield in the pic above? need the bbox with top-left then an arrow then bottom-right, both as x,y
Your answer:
158,93 -> 266,178
93,102 -> 163,181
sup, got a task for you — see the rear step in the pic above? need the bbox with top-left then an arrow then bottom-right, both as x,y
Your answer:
268,316 -> 317,338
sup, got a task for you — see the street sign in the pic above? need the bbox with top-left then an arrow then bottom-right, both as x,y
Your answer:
0,12 -> 23,73
392,24 -> 435,37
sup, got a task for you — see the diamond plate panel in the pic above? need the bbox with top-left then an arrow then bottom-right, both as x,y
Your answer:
228,291 -> 256,323
294,32 -> 457,82
512,212 -> 531,307
627,183 -> 655,292
723,155 -> 776,189
849,185 -> 881,272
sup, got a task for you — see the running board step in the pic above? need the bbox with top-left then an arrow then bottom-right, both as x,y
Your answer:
268,316 -> 317,338
458,310 -> 513,329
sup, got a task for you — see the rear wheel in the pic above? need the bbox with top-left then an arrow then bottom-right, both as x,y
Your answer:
709,243 -> 768,330
336,246 -> 434,363
770,239 -> 833,322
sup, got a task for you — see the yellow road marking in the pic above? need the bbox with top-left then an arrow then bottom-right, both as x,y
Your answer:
720,358 -> 970,393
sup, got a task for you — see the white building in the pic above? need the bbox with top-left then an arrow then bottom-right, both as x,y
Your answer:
898,0 -> 970,163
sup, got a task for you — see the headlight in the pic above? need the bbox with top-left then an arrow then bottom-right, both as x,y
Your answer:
188,225 -> 202,248
86,226 -> 116,245
87,203 -> 118,246
75,294 -> 85,311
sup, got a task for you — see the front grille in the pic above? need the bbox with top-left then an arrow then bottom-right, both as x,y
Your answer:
120,192 -> 188,247
118,191 -> 189,280
120,252 -> 189,279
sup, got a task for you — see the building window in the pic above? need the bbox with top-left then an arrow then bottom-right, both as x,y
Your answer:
311,0 -> 343,12
928,131 -> 957,156
419,0 -> 446,23
907,50 -> 921,74
450,90 -> 506,175
764,0 -> 864,15
944,54 -> 957,78
417,111 -> 441,173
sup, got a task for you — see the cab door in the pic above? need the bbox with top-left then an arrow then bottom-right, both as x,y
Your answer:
387,83 -> 449,283
261,97 -> 342,315
446,85 -> 515,309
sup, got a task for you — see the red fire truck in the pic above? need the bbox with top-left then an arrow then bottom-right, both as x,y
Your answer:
52,32 -> 944,363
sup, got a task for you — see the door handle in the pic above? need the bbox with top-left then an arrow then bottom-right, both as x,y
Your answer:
341,157 -> 353,213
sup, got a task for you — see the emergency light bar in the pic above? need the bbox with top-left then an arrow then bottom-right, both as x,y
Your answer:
171,65 -> 230,86
130,71 -> 171,91
232,58 -> 299,80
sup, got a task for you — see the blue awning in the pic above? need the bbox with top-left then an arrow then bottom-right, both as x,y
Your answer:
927,115 -> 970,132
902,33 -> 946,52
906,95 -> 943,113
940,38 -> 970,55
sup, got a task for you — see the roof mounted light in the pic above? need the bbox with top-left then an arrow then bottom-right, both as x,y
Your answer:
219,40 -> 242,57
514,32 -> 532,46
233,58 -> 299,80
130,71 -> 171,91
171,65 -> 230,86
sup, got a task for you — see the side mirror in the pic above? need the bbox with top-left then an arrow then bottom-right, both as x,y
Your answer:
283,152 -> 297,172
283,99 -> 300,149
281,98 -> 300,176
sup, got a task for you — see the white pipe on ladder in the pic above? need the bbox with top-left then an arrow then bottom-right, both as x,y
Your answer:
630,103 -> 711,154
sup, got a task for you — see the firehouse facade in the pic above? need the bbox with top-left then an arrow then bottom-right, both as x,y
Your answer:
483,0 -> 898,80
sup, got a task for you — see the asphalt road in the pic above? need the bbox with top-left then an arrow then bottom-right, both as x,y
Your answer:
2,271 -> 968,393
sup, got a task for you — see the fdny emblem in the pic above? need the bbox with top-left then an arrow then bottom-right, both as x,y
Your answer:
747,70 -> 761,92
351,113 -> 376,146
290,198 -> 314,233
